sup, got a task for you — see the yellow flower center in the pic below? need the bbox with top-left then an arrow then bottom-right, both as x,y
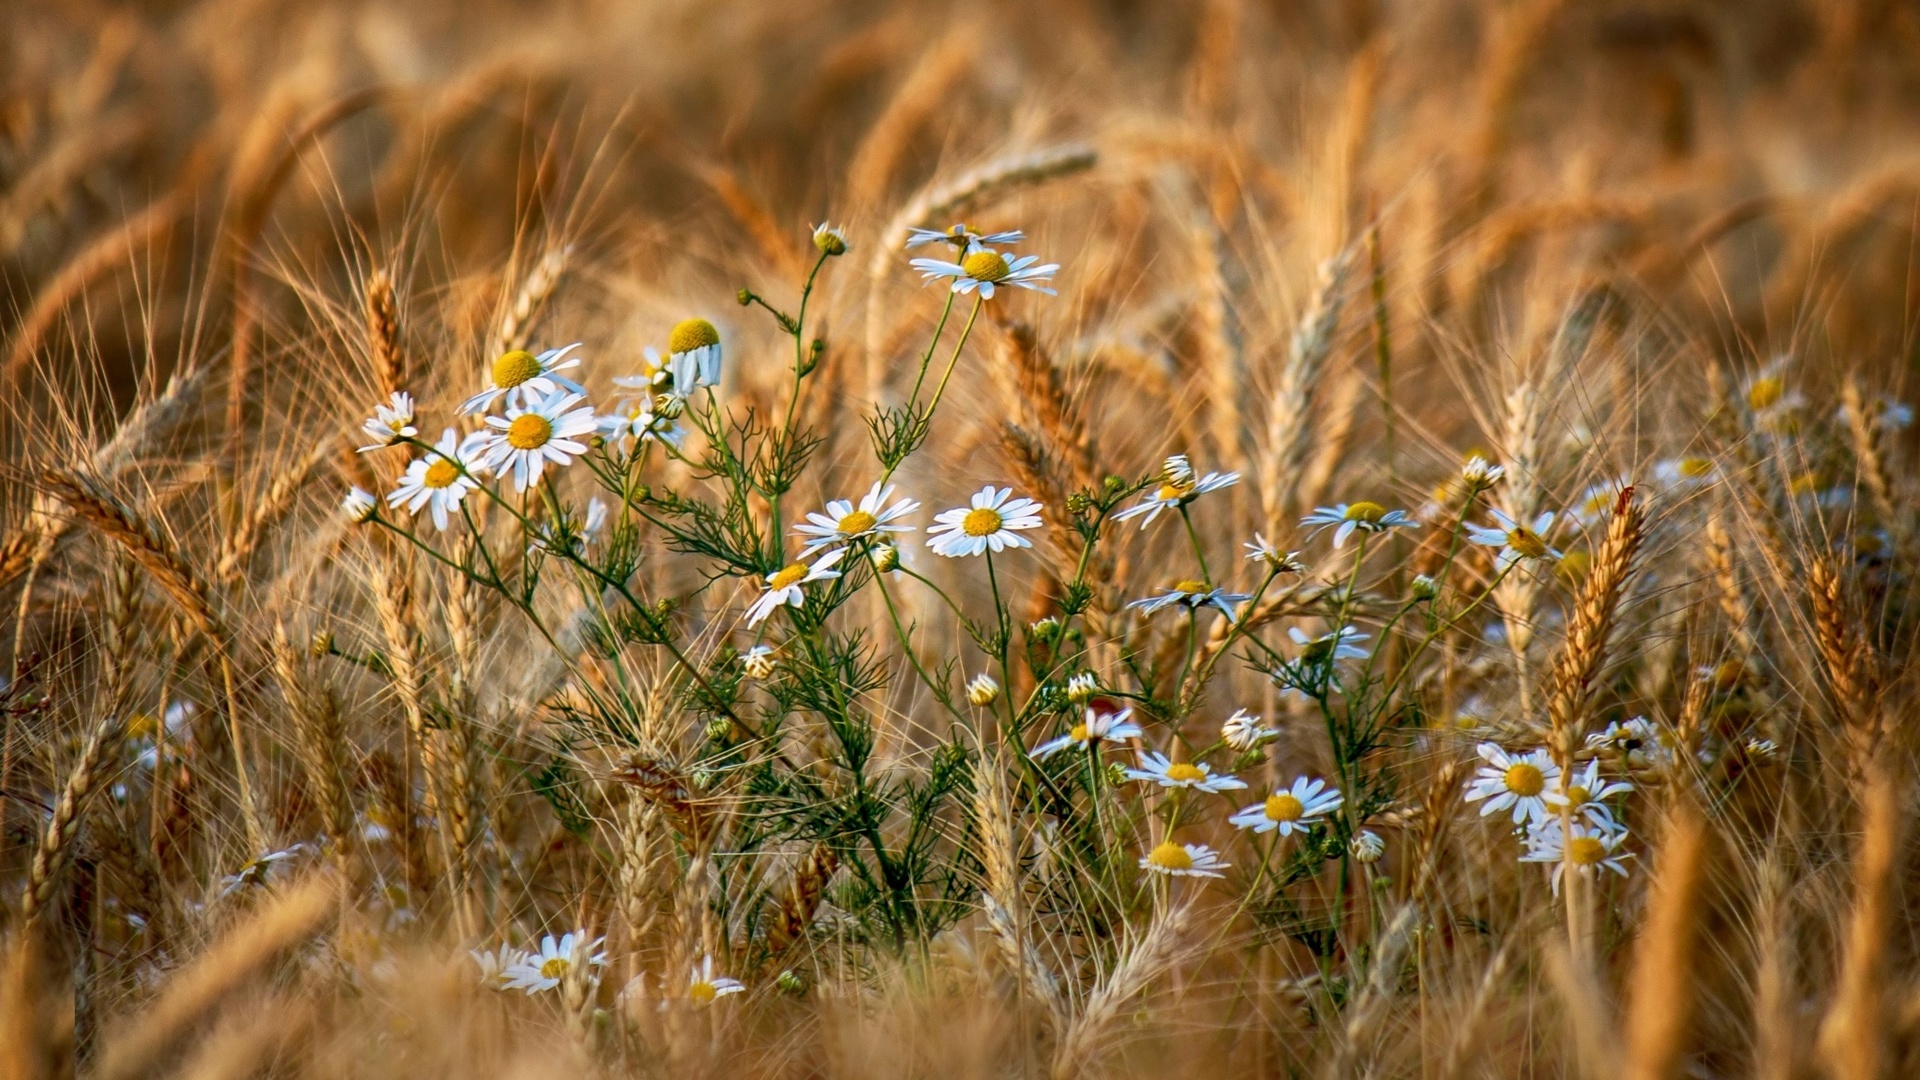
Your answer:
1747,376 -> 1785,410
492,349 -> 543,388
1172,580 -> 1209,594
1069,723 -> 1091,743
423,459 -> 461,489
1567,836 -> 1607,866
1265,793 -> 1305,822
1504,762 -> 1545,797
506,414 -> 553,450
768,563 -> 810,590
1506,527 -> 1549,559
1164,763 -> 1206,783
1678,456 -> 1713,478
1146,841 -> 1193,871
1566,785 -> 1591,805
689,980 -> 717,1003
837,509 -> 878,535
670,318 -> 721,354
961,250 -> 1011,282
962,507 -> 1004,536
1156,483 -> 1190,502
539,956 -> 570,980
1343,501 -> 1386,523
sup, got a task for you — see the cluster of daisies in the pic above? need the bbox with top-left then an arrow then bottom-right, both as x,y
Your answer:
474,934 -> 745,1006
1465,743 -> 1635,892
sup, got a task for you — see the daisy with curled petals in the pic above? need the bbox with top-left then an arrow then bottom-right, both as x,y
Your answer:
905,223 -> 1024,251
460,344 -> 584,415
926,486 -> 1043,557
1125,751 -> 1246,793
1127,581 -> 1252,621
342,486 -> 377,524
1558,758 -> 1633,829
1464,744 -> 1563,826
388,429 -> 488,531
687,954 -> 745,1004
812,222 -> 850,255
1231,776 -> 1342,837
357,391 -> 416,452
1288,625 -> 1370,664
796,481 -> 919,551
478,389 -> 598,491
1221,708 -> 1277,752
472,943 -> 532,989
500,930 -> 607,995
746,548 -> 846,627
1301,501 -> 1417,547
1139,840 -> 1230,879
910,246 -> 1058,299
1033,706 -> 1142,759
1113,456 -> 1240,528
666,318 -> 723,392
1521,819 -> 1631,894
1467,508 -> 1562,566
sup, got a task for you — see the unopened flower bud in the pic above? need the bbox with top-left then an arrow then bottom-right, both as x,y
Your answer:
1409,574 -> 1438,601
1350,830 -> 1386,864
1066,672 -> 1098,703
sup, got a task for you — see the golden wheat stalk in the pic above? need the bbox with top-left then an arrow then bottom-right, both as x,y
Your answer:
1049,900 -> 1190,1080
1816,769 -> 1900,1080
489,245 -> 571,360
1259,249 -> 1353,534
1545,486 -> 1645,762
365,268 -> 406,397
1621,808 -> 1705,1080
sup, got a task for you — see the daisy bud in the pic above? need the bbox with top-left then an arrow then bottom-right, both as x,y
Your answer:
1460,455 -> 1505,490
1350,830 -> 1386,863
775,969 -> 806,995
870,543 -> 901,573
704,718 -> 733,743
966,673 -> 1001,707
654,394 -> 686,420
737,288 -> 753,306
741,646 -> 777,680
812,222 -> 850,256
1102,476 -> 1125,493
1105,761 -> 1129,787
1028,616 -> 1061,643
1066,672 -> 1098,703
341,486 -> 377,524
1409,574 -> 1439,601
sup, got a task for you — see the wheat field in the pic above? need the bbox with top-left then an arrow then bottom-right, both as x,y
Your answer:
3,1 -> 1919,1077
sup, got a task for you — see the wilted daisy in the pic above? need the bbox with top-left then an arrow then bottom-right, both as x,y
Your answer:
1244,534 -> 1307,572
1139,840 -> 1230,879
388,429 -> 487,531
926,486 -> 1043,557
501,931 -> 607,995
1460,454 -> 1506,490
812,222 -> 850,255
478,389 -> 597,491
1113,457 -> 1239,528
357,391 -> 417,452
1288,626 -> 1370,664
741,645 -> 777,680
1350,830 -> 1387,863
1126,751 -> 1246,793
1558,758 -> 1632,829
471,943 -> 533,989
1467,508 -> 1562,566
1128,581 -> 1252,621
1521,820 -> 1631,893
341,486 -> 377,524
686,954 -> 745,1004
1301,501 -> 1417,547
1221,708 -> 1277,752
910,246 -> 1058,298
1464,744 -> 1563,826
1033,706 -> 1141,758
667,318 -> 722,392
460,344 -> 585,415
795,481 -> 919,551
1230,777 -> 1342,836
905,223 -> 1024,251
966,673 -> 1001,707
746,548 -> 846,627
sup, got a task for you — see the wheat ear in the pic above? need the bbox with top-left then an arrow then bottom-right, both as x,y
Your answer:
365,268 -> 406,396
1621,808 -> 1705,1080
489,245 -> 571,360
1049,901 -> 1189,1080
1816,770 -> 1900,1080
268,623 -> 351,849
1545,486 -> 1645,763
1259,249 -> 1354,535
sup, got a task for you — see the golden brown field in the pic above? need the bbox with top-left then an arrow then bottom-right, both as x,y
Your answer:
5,1 -> 1920,1076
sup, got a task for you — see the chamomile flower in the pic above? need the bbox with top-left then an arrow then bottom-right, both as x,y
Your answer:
741,645 -> 777,680
1742,359 -> 1804,415
966,673 -> 1001,706
357,391 -> 417,452
478,389 -> 598,491
1221,708 -> 1278,752
686,954 -> 745,1004
905,223 -> 1025,251
1230,777 -> 1342,836
1244,534 -> 1307,572
1128,581 -> 1252,621
1032,706 -> 1141,758
1467,508 -> 1562,566
341,486 -> 378,524
460,344 -> 585,415
501,931 -> 607,994
745,548 -> 846,627
471,943 -> 533,989
812,222 -> 850,255
1464,744 -> 1563,826
1288,625 -> 1370,663
1065,672 -> 1099,703
1570,481 -> 1628,528
1558,759 -> 1633,829
1113,458 -> 1239,528
926,486 -> 1043,557
1460,455 -> 1506,490
1585,716 -> 1674,771
1350,830 -> 1387,863
910,247 -> 1058,298
1125,751 -> 1247,793
1139,841 -> 1230,878
1521,820 -> 1631,894
795,481 -> 919,551
667,318 -> 722,392
387,429 -> 487,531
1301,501 -> 1417,547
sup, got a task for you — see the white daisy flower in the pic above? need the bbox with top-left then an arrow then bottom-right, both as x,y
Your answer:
1350,829 -> 1386,863
1467,508 -> 1562,566
1125,751 -> 1246,793
598,395 -> 683,450
904,223 -> 1025,251
460,344 -> 585,415
1139,840 -> 1230,879
795,481 -> 919,551
341,486 -> 378,524
1220,708 -> 1277,752
1570,481 -> 1629,528
1065,672 -> 1099,703
1463,744 -> 1564,826
501,930 -> 607,995
471,943 -> 533,989
1032,706 -> 1141,759
1742,359 -> 1804,415
1585,716 -> 1673,771
910,247 -> 1058,299
1521,819 -> 1631,894
357,391 -> 417,452
1652,456 -> 1716,490
1558,758 -> 1632,829
387,429 -> 488,531
1300,501 -> 1417,547
1460,455 -> 1506,490
1288,626 -> 1370,664
741,645 -> 777,680
1113,459 -> 1239,528
478,389 -> 598,491
966,673 -> 1001,706
686,954 -> 745,1004
666,318 -> 722,393
1230,776 -> 1342,836
1244,534 -> 1307,572
812,222 -> 850,256
1127,580 -> 1252,621
745,548 -> 846,627
926,486 -> 1043,557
